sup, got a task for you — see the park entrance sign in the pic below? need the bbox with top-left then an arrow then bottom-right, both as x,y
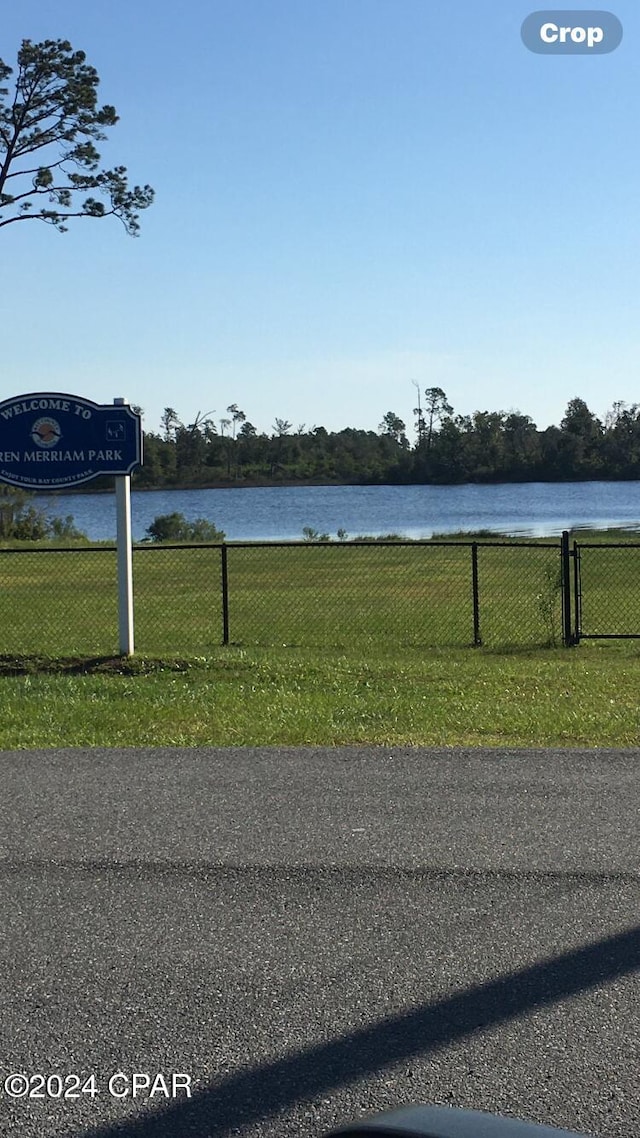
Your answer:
0,392 -> 142,489
0,392 -> 143,656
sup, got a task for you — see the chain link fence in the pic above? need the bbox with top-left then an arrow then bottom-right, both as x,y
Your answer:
134,544 -> 223,655
224,542 -> 473,649
474,542 -> 565,648
0,547 -> 118,657
0,539 -> 566,656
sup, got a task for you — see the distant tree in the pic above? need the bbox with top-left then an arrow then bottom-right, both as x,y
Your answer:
426,415 -> 468,482
160,407 -> 181,442
424,387 -> 453,450
226,404 -> 246,439
225,404 -> 246,478
133,431 -> 175,486
268,419 -> 293,477
539,425 -> 563,480
176,422 -> 206,478
378,411 -> 408,446
602,401 -> 640,478
467,410 -> 507,479
502,412 -> 540,478
604,401 -> 630,432
560,397 -> 602,438
0,38 -> 154,235
559,397 -> 603,476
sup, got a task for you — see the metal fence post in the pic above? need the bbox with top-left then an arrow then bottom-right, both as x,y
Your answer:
471,543 -> 482,646
561,530 -> 572,646
573,539 -> 581,644
221,543 -> 229,645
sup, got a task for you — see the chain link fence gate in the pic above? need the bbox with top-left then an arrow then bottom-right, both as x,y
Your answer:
572,539 -> 640,642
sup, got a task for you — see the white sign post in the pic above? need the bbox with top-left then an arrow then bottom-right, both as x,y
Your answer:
114,397 -> 135,655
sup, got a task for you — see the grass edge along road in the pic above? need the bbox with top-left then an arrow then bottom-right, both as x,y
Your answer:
1,642 -> 639,748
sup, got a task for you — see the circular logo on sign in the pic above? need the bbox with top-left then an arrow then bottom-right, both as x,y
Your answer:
31,417 -> 61,447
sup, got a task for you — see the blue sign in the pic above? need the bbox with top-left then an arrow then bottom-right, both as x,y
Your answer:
0,393 -> 143,489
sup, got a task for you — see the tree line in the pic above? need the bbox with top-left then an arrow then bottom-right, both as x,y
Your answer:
129,391 -> 640,489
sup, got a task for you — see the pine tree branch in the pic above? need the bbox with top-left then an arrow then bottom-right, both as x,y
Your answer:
4,155 -> 69,179
0,205 -> 122,230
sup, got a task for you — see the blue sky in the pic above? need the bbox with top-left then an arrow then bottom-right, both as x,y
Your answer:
2,1 -> 639,438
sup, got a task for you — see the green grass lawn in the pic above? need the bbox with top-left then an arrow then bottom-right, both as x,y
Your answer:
0,530 -> 639,749
0,641 -> 639,749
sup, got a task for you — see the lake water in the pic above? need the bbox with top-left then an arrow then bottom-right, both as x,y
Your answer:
32,480 -> 640,543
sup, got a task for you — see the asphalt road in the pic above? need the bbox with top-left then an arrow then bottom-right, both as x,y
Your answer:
0,747 -> 638,1138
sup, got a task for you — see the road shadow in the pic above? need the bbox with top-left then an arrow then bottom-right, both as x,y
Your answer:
81,924 -> 640,1137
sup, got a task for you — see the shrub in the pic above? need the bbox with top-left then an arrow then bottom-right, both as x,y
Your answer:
351,533 -> 406,542
145,512 -> 226,543
302,526 -> 331,542
48,514 -> 89,542
0,485 -> 88,544
11,506 -> 49,541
